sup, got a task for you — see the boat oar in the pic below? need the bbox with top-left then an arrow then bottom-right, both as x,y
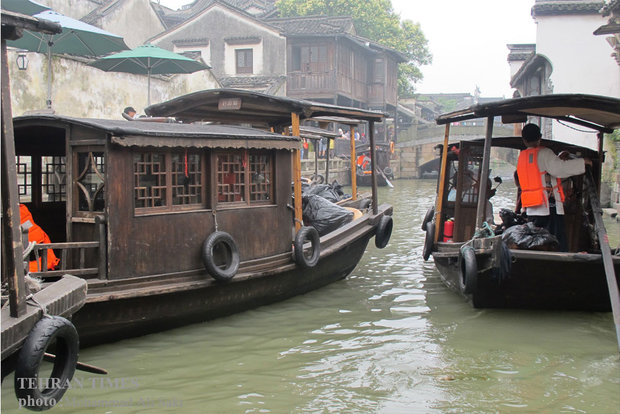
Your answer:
44,352 -> 108,375
584,168 -> 620,351
377,167 -> 394,188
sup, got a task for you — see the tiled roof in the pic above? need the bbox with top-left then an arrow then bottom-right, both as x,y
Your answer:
532,0 -> 605,16
266,15 -> 356,35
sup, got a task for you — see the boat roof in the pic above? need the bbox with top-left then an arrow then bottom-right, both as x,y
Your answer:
144,88 -> 386,126
13,114 -> 300,150
436,94 -> 620,133
460,136 -> 598,155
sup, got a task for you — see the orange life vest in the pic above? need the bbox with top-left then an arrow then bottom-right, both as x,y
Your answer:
19,204 -> 60,272
516,147 -> 565,208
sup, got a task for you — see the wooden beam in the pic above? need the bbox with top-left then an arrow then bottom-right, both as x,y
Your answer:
433,124 -> 451,243
369,121 -> 378,214
1,38 -> 26,317
291,112 -> 303,232
475,117 -> 494,230
349,125 -> 357,200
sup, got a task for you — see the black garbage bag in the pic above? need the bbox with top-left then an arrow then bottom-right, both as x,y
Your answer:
501,222 -> 559,251
303,182 -> 351,203
302,194 -> 353,236
494,208 -> 527,235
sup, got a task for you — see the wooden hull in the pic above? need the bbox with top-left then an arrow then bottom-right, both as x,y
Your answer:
72,206 -> 391,347
432,243 -> 620,311
356,172 -> 388,187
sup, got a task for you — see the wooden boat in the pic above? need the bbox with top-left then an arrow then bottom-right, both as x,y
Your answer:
12,89 -> 393,347
422,94 -> 620,312
355,142 -> 394,187
2,11 -> 89,410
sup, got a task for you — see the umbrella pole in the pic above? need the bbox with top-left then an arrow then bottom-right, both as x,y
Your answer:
147,58 -> 151,106
46,43 -> 52,109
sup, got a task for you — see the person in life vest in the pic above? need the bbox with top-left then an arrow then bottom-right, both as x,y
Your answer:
516,123 -> 592,251
357,154 -> 371,171
19,204 -> 60,272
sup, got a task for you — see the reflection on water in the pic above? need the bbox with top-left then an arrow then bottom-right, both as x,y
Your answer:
3,180 -> 619,413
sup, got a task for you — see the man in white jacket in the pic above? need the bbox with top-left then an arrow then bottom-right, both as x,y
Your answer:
516,123 -> 592,251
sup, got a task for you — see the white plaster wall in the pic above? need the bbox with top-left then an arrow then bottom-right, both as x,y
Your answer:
7,50 -> 220,119
536,14 -> 620,147
35,0 -> 164,48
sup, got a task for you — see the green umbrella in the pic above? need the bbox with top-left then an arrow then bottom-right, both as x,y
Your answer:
89,43 -> 211,105
8,10 -> 129,108
1,0 -> 50,15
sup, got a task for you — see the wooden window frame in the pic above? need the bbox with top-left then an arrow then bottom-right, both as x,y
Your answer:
133,149 -> 207,215
215,149 -> 274,208
235,48 -> 253,74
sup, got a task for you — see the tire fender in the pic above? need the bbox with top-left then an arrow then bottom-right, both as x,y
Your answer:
423,221 -> 435,261
421,206 -> 434,231
202,231 -> 240,282
14,316 -> 79,411
375,215 -> 393,249
294,226 -> 320,268
460,245 -> 478,294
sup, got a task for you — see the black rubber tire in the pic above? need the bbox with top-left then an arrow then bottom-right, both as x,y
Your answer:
202,231 -> 240,282
294,226 -> 320,268
359,198 -> 371,211
14,316 -> 79,411
383,167 -> 394,179
423,221 -> 434,261
460,245 -> 478,294
421,206 -> 434,231
375,215 -> 393,249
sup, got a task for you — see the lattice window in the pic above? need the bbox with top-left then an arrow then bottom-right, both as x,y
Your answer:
42,156 -> 66,202
134,153 -> 166,208
459,146 -> 482,205
217,153 -> 246,203
16,155 -> 32,203
172,151 -> 202,205
249,153 -> 272,202
76,152 -> 105,212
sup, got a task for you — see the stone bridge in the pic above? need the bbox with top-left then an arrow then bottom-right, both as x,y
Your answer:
393,123 -> 518,179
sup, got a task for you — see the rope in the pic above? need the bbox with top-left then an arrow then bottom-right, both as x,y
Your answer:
26,294 -> 49,317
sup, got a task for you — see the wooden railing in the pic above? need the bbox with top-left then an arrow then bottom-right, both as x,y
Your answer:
29,216 -> 106,280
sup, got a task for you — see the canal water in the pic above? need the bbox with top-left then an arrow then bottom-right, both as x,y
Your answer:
3,180 -> 619,413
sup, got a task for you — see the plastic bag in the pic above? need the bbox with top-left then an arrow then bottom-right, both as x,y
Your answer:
501,222 -> 559,251
302,194 -> 353,236
302,181 -> 350,203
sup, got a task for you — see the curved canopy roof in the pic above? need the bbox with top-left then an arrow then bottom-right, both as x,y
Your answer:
145,88 -> 386,127
13,114 -> 300,150
436,94 -> 620,133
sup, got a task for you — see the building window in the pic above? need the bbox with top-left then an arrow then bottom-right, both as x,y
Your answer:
216,150 -> 274,205
373,58 -> 384,82
236,49 -> 253,74
292,45 -> 327,72
134,150 -> 205,212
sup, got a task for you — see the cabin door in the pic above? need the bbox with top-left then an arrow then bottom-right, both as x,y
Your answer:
15,130 -> 67,244
453,142 -> 484,241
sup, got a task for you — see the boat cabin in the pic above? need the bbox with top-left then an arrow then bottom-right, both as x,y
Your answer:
437,137 -> 599,251
13,116 -> 299,280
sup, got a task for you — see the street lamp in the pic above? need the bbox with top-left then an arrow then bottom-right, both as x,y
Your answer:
16,53 -> 28,71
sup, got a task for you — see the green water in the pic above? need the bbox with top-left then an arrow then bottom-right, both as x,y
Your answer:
3,180 -> 619,413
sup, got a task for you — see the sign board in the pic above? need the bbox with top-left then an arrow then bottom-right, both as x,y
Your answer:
218,98 -> 242,111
